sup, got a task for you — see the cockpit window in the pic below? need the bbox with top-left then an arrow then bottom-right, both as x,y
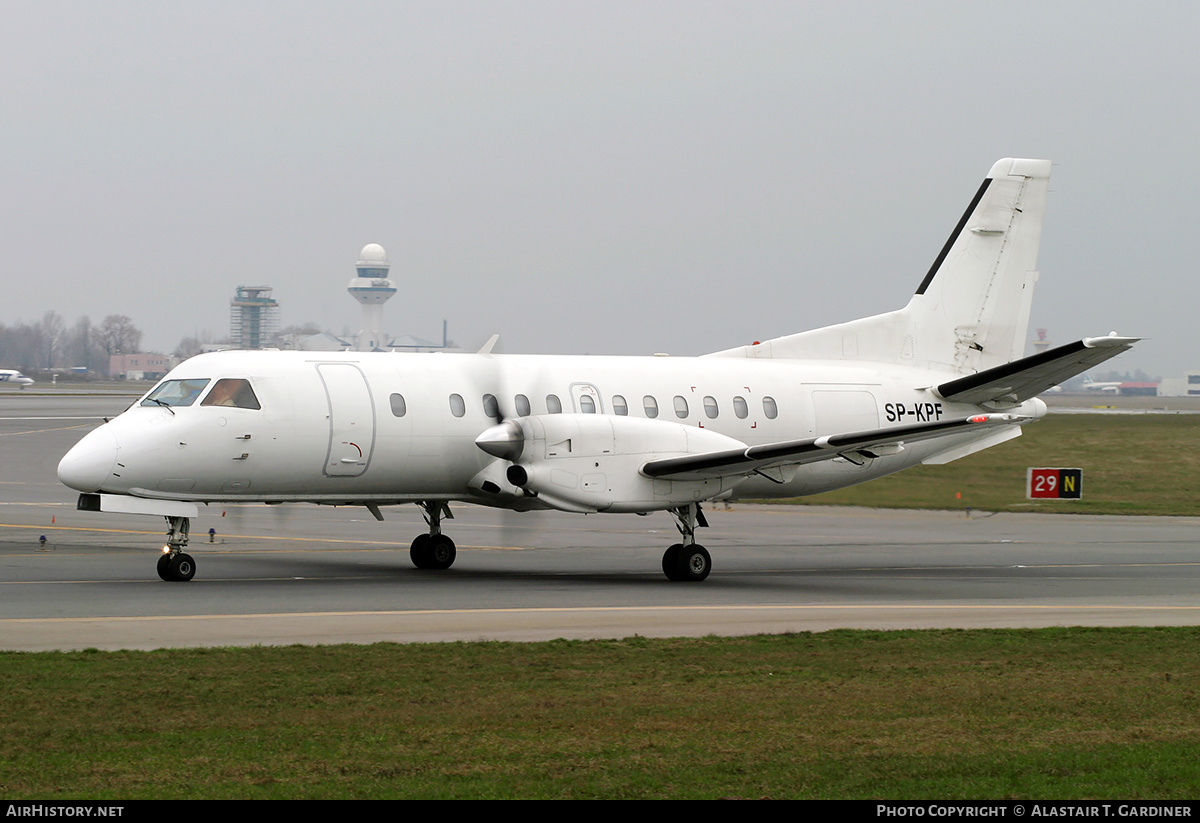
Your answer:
142,378 -> 210,408
201,378 -> 261,410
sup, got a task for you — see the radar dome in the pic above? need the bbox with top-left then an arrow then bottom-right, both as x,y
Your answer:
358,244 -> 389,266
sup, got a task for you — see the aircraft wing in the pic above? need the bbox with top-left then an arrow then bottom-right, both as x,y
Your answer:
935,335 -> 1139,406
641,412 -> 1029,481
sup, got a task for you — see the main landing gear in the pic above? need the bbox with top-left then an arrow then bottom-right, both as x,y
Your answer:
157,515 -> 197,582
661,503 -> 711,582
410,501 -> 457,570
404,500 -> 712,579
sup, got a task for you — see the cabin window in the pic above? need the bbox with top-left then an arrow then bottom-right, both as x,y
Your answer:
733,396 -> 748,419
142,378 -> 210,408
703,396 -> 719,419
579,395 -> 596,414
482,394 -> 501,420
546,394 -> 563,414
643,395 -> 659,418
612,395 -> 628,416
673,395 -> 689,419
763,396 -> 778,419
515,394 -> 531,417
200,378 -> 261,410
449,393 -> 466,417
389,393 -> 407,417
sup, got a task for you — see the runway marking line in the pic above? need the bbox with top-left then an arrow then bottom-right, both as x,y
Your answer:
0,522 -> 531,551
0,423 -> 96,436
0,417 -> 109,421
7,602 -> 1200,626
0,522 -> 163,536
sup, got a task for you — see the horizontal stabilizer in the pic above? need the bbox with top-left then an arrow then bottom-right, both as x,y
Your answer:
642,413 -> 1029,481
936,335 -> 1140,406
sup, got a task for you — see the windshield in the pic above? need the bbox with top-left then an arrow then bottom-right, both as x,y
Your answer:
200,378 -> 261,410
141,378 -> 210,408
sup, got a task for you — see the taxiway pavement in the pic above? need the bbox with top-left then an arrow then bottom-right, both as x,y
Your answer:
3,392 -> 1199,651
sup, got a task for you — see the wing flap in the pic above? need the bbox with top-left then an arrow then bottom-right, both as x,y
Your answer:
936,335 -> 1139,406
641,413 -> 1029,481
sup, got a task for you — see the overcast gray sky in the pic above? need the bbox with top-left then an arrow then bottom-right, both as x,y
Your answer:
2,1 -> 1194,376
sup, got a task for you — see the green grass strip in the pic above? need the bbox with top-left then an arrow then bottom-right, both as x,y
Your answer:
4,628 -> 1200,799
778,414 -> 1200,516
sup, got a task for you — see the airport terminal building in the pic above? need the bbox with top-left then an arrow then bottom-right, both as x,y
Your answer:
1159,371 -> 1200,397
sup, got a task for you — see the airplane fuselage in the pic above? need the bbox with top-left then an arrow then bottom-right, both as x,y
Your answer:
0,370 -> 34,388
54,158 -> 1132,582
61,349 -> 1035,508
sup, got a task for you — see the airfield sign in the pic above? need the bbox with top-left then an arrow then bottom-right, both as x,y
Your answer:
1027,468 -> 1083,500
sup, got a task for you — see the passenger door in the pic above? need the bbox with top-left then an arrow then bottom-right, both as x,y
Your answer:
317,363 -> 376,477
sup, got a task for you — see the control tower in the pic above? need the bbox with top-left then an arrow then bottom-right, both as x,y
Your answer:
1031,328 -> 1053,355
230,286 -> 279,350
347,243 -> 397,351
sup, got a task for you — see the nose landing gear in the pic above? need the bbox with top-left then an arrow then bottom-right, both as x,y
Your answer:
157,515 -> 196,582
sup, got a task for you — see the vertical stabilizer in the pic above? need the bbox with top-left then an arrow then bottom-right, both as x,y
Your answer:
708,158 -> 1052,375
908,157 -> 1050,373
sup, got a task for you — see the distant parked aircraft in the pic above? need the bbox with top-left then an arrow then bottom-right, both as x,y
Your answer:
1082,375 -> 1121,393
0,370 -> 34,389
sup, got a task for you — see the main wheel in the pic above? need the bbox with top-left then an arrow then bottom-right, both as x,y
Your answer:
426,535 -> 457,570
167,552 -> 196,582
662,543 -> 711,582
156,553 -> 172,581
410,534 -> 432,569
677,545 -> 711,582
662,543 -> 684,581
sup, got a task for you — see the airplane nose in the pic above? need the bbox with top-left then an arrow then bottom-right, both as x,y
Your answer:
57,427 -> 119,492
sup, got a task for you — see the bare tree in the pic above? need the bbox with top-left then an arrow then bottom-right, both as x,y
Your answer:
66,315 -> 105,372
174,335 -> 205,359
38,310 -> 65,369
0,321 -> 39,369
96,314 -> 143,356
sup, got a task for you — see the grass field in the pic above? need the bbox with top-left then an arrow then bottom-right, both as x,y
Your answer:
781,413 -> 1200,516
4,406 -> 1199,799
4,629 -> 1200,799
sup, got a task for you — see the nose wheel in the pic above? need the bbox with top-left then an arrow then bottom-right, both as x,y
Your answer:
157,515 -> 197,582
157,550 -> 197,582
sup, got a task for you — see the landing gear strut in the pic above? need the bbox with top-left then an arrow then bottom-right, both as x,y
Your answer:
662,503 -> 711,582
410,501 -> 456,570
157,515 -> 197,582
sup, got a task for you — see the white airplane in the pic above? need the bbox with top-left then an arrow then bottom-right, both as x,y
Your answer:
0,369 -> 34,388
58,158 -> 1137,583
1082,375 -> 1122,393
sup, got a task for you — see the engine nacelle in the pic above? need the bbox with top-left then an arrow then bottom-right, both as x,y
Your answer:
475,414 -> 749,513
